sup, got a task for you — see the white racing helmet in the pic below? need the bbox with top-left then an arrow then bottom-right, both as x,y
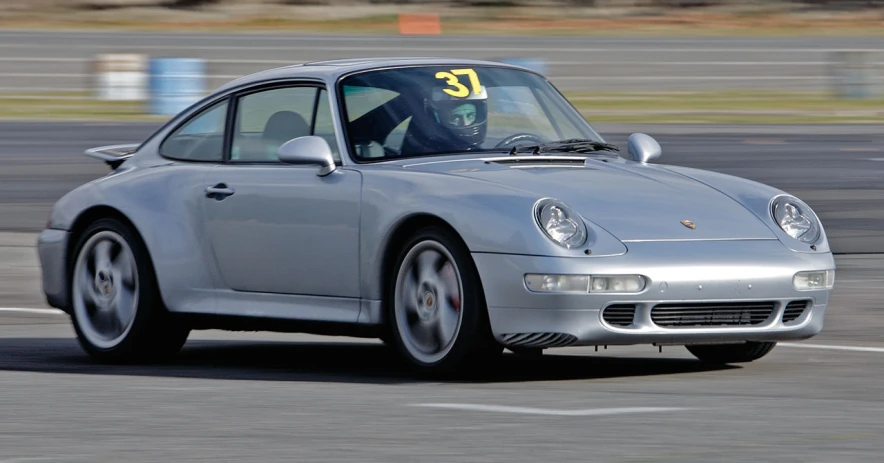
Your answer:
426,85 -> 488,146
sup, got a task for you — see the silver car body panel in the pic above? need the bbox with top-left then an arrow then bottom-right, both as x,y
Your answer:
37,57 -> 835,346
202,164 -> 362,297
473,239 -> 832,346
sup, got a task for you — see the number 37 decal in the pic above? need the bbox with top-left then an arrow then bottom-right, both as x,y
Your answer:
435,68 -> 482,98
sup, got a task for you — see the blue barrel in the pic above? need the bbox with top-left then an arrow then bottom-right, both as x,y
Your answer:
497,58 -> 548,76
148,58 -> 206,116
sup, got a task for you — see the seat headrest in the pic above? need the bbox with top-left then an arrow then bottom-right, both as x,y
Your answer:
263,110 -> 310,144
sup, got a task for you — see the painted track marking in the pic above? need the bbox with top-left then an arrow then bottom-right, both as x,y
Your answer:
779,342 -> 884,353
410,403 -> 690,416
0,308 -> 65,315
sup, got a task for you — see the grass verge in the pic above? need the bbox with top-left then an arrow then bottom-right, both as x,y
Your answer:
0,93 -> 165,121
0,6 -> 883,37
569,90 -> 884,124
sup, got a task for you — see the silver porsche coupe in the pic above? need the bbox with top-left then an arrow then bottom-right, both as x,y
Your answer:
37,58 -> 835,374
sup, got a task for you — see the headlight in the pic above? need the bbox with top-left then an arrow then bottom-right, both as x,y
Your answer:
525,274 -> 646,293
534,198 -> 587,248
770,195 -> 821,244
793,270 -> 835,291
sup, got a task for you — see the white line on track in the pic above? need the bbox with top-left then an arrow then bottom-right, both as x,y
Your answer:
410,403 -> 690,416
0,30 -> 881,48
128,386 -> 223,391
2,43 -> 884,53
0,308 -> 65,315
554,75 -> 829,81
0,30 -> 865,44
0,57 -> 835,66
0,458 -> 67,463
779,342 -> 884,353
1,74 -> 827,82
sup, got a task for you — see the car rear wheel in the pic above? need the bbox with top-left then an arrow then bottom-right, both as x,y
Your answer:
70,218 -> 189,363
387,226 -> 502,376
686,341 -> 776,364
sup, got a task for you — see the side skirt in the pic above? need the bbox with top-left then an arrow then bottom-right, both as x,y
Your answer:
172,313 -> 384,339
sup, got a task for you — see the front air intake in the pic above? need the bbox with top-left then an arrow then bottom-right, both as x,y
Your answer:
651,301 -> 776,328
782,300 -> 810,323
602,304 -> 637,327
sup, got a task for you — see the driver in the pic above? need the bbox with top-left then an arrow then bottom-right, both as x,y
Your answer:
424,85 -> 488,148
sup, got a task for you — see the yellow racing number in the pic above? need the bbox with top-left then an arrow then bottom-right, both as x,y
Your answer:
435,68 -> 482,98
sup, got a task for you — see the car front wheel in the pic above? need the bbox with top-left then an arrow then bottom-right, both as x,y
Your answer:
69,218 -> 189,363
387,226 -> 501,376
686,341 -> 777,364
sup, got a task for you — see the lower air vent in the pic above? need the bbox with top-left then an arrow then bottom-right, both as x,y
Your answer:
602,304 -> 637,327
651,301 -> 775,328
500,332 -> 578,349
782,300 -> 810,323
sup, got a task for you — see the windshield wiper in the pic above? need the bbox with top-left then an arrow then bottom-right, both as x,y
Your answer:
506,138 -> 620,156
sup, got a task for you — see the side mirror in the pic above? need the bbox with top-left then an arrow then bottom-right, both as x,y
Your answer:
277,136 -> 336,176
626,133 -> 662,164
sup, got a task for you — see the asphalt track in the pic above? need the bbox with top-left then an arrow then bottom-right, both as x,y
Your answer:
0,119 -> 883,461
0,323 -> 882,462
1,30 -> 883,92
0,249 -> 882,462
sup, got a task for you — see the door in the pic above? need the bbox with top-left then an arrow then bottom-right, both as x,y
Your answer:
201,84 -> 362,298
153,97 -> 231,312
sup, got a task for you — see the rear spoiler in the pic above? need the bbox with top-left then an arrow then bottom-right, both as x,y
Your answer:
84,144 -> 140,170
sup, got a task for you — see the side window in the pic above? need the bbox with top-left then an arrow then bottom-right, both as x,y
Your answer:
231,86 -> 341,163
160,99 -> 228,161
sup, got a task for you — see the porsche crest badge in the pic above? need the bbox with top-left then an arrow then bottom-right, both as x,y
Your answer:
681,220 -> 696,230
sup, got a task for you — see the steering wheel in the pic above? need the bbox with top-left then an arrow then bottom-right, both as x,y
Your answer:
494,133 -> 547,149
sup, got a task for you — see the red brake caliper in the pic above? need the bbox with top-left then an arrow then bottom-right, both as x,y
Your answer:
442,262 -> 460,312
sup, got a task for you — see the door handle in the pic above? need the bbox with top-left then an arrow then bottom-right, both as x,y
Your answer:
205,183 -> 234,199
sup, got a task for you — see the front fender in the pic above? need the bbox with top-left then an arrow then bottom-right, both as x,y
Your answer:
358,169 -> 627,301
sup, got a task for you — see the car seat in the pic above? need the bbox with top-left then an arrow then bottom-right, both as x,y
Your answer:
233,110 -> 312,162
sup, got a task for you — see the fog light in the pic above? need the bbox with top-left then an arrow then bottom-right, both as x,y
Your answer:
525,274 -> 589,293
590,275 -> 646,293
524,274 -> 646,293
793,270 -> 835,290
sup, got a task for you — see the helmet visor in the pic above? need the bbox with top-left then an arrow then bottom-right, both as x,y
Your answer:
438,101 -> 486,128
431,85 -> 488,128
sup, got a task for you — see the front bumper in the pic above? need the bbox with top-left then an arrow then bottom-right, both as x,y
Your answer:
36,228 -> 71,312
472,240 -> 834,348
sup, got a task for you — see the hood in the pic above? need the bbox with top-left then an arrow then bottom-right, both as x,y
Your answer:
403,156 -> 777,242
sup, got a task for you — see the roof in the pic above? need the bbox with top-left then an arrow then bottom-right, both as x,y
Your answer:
213,57 -> 533,94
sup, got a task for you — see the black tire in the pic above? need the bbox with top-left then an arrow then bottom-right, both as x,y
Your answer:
69,217 -> 190,363
385,225 -> 502,376
686,341 -> 777,364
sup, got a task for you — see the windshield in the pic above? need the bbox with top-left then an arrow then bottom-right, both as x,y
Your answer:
338,65 -> 603,161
